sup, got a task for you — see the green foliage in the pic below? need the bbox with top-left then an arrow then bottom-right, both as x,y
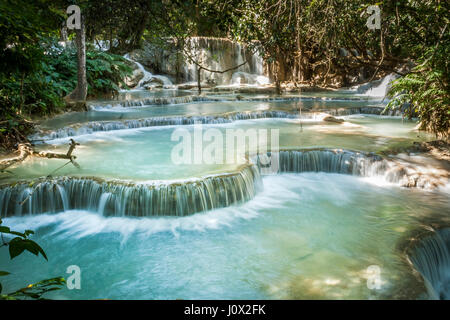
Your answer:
0,218 -> 65,300
387,45 -> 449,138
45,41 -> 132,97
0,0 -> 64,76
0,0 -> 132,149
86,48 -> 132,95
0,0 -> 65,148
185,0 -> 449,135
0,38 -> 131,149
1,277 -> 66,300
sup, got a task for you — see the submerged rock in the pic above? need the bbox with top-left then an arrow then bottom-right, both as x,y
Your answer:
322,114 -> 344,123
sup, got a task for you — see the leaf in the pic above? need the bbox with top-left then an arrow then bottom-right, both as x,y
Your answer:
0,226 -> 11,233
8,238 -> 48,260
8,238 -> 27,259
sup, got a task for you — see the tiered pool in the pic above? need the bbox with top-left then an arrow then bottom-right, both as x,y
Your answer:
0,89 -> 448,299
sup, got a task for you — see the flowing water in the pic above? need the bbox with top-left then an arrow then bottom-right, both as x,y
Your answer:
1,174 -> 448,299
0,77 -> 449,299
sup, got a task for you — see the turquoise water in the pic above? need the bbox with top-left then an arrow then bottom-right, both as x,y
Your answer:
37,99 -> 380,130
0,89 -> 448,300
2,173 -> 448,299
6,117 -> 429,182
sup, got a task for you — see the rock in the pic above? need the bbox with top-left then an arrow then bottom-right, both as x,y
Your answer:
142,77 -> 164,89
322,114 -> 344,123
206,78 -> 217,86
339,48 -> 349,57
235,87 -> 276,94
63,96 -> 88,112
124,68 -> 144,88
176,83 -> 211,90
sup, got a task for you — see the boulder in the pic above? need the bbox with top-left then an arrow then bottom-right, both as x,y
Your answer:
124,68 -> 144,88
142,77 -> 164,89
322,114 -> 344,123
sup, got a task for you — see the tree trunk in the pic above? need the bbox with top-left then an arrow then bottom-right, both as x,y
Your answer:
197,67 -> 202,94
66,18 -> 87,108
274,61 -> 281,95
60,25 -> 68,42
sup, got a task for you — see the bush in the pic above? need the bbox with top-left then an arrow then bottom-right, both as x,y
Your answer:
0,38 -> 132,150
387,46 -> 449,138
45,41 -> 132,97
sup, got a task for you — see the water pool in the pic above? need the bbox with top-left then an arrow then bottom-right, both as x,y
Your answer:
0,89 -> 448,300
1,173 -> 448,299
7,116 -> 429,182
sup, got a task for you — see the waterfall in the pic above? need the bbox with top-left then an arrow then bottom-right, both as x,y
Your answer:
123,54 -> 173,88
89,95 -> 206,109
356,74 -> 398,98
252,149 -> 448,189
0,165 -> 261,217
98,192 -> 112,215
127,37 -> 268,85
30,107 -> 400,141
409,229 -> 450,300
88,95 -> 379,111
252,149 -> 387,176
231,72 -> 270,86
30,111 -> 300,141
1,149 -> 445,218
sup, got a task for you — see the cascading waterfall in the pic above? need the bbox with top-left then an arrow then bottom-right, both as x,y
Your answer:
124,37 -> 268,86
252,149 -> 387,176
30,111 -> 300,141
182,37 -> 268,85
31,106 -> 402,141
1,149 -> 445,218
409,229 -> 450,300
356,73 -> 398,98
123,54 -> 173,88
230,72 -> 270,86
252,149 -> 448,189
89,95 -> 211,109
0,165 -> 261,218
87,95 -> 392,110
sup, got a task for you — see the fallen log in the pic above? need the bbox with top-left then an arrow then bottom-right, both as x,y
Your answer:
0,139 -> 80,171
0,144 -> 33,171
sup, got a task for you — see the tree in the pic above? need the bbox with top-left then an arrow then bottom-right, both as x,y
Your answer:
65,16 -> 88,108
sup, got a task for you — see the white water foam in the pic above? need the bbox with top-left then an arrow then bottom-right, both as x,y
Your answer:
2,174 -> 302,240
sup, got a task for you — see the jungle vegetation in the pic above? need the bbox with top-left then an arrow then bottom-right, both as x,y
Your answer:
0,0 -> 448,149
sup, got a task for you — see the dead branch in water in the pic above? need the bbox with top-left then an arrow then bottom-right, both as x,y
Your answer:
0,139 -> 81,172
